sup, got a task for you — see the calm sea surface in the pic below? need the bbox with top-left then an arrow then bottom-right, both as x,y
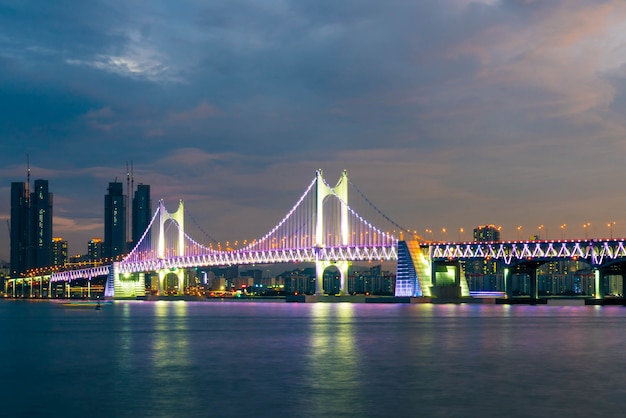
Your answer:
2,299 -> 626,418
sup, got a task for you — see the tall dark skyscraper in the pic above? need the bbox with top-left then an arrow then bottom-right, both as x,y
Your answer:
104,182 -> 127,259
31,179 -> 53,268
132,184 -> 151,247
10,182 -> 30,278
10,179 -> 53,278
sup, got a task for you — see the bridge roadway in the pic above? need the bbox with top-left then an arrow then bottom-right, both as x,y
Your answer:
7,238 -> 626,300
428,238 -> 626,299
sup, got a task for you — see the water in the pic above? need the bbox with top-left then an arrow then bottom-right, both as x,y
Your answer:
2,299 -> 626,418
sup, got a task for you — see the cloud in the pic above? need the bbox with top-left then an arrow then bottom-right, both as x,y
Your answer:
65,30 -> 177,83
3,0 -> 626,259
170,101 -> 221,121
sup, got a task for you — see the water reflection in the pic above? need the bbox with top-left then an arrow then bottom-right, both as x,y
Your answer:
111,301 -> 198,417
306,303 -> 363,416
117,302 -> 133,371
152,301 -> 190,367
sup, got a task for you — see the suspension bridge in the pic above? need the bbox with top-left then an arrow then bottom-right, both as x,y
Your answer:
7,170 -> 409,299
7,169 -> 626,301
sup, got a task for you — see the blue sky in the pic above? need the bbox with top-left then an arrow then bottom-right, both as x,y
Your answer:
1,0 -> 626,260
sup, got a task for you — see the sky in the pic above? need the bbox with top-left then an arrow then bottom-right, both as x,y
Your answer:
1,0 -> 626,261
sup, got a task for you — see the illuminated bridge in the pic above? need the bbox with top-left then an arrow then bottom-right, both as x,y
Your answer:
425,240 -> 626,299
8,170 -> 403,299
7,170 -> 626,300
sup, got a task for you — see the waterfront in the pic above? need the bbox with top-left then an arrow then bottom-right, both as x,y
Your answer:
2,300 -> 626,417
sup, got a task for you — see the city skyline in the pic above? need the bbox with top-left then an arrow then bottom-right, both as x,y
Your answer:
2,1 -> 626,260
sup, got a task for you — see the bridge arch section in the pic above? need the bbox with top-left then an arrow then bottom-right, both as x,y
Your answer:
159,200 -> 185,259
314,170 -> 350,295
316,261 -> 349,295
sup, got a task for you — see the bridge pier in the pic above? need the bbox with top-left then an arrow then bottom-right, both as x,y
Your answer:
112,268 -> 146,299
597,264 -> 626,298
528,269 -> 538,300
506,263 -> 540,299
158,269 -> 184,296
316,260 -> 350,295
430,260 -> 466,298
594,269 -> 604,299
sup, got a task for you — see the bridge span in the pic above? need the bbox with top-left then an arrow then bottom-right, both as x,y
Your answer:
6,170 -> 626,301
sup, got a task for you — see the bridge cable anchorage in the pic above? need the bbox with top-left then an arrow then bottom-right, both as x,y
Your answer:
347,177 -> 411,237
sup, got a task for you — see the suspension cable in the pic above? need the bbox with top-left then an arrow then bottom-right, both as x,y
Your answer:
347,177 -> 409,233
186,210 -> 219,244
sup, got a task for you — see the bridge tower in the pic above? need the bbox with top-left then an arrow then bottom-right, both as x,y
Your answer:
157,199 -> 185,295
315,169 -> 350,295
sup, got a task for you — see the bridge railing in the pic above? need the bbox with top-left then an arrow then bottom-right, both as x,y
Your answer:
429,239 -> 626,266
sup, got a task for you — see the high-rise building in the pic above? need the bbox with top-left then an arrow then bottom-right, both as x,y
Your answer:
473,225 -> 501,242
52,238 -> 68,267
132,184 -> 151,247
104,182 -> 126,259
467,224 -> 503,291
10,182 -> 30,278
88,238 -> 104,262
31,179 -> 53,268
10,179 -> 54,277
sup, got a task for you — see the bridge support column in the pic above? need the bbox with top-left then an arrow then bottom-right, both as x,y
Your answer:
504,268 -> 511,298
158,270 -> 165,295
177,271 -> 184,295
158,269 -> 184,296
595,269 -> 604,299
430,261 -> 462,298
316,260 -> 350,295
529,269 -> 538,300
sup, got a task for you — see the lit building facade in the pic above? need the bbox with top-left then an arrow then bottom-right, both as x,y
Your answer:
88,238 -> 104,262
10,179 -> 53,277
31,179 -> 53,269
52,238 -> 68,267
467,224 -> 504,291
10,182 -> 30,278
473,225 -> 501,242
104,182 -> 126,259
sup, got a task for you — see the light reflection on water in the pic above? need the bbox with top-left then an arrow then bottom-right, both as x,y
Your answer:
2,301 -> 626,417
306,303 -> 363,417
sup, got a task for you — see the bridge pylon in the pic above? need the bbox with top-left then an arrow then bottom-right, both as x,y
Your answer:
157,199 -> 185,295
314,169 -> 350,295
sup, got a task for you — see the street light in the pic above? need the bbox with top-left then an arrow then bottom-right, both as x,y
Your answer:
458,227 -> 464,242
584,222 -> 590,239
608,221 -> 616,239
517,225 -> 522,240
538,225 -> 544,240
560,224 -> 566,240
